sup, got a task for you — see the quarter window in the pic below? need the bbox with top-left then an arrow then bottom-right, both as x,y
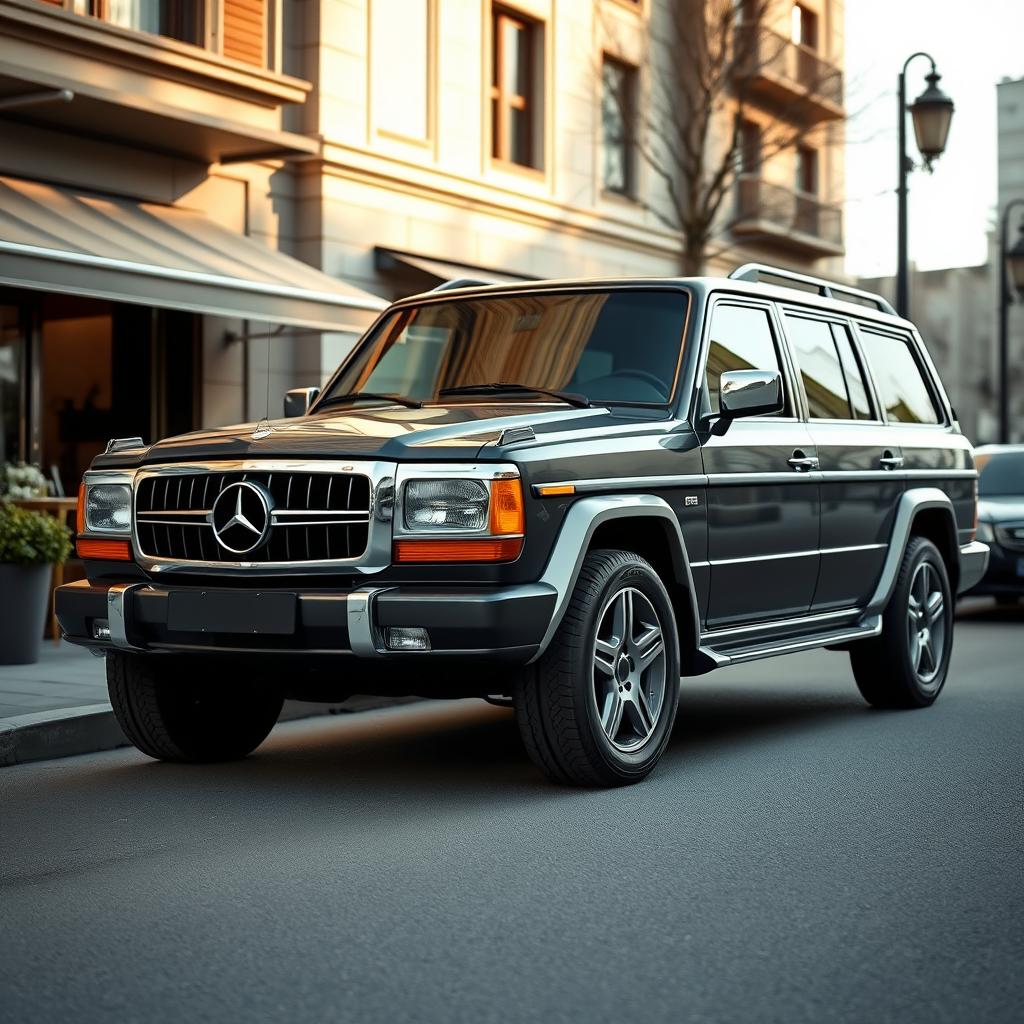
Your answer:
858,328 -> 942,424
705,304 -> 785,415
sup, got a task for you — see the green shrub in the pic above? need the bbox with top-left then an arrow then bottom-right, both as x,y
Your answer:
0,501 -> 72,565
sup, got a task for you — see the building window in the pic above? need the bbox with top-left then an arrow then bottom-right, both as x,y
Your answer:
796,146 -> 818,194
601,57 -> 636,196
790,3 -> 818,49
490,6 -> 543,169
738,118 -> 760,174
70,1 -> 206,47
373,0 -> 432,141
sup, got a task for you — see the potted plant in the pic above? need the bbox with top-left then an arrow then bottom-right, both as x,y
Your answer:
0,502 -> 72,665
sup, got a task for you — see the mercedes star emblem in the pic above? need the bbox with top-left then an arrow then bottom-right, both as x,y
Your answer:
210,481 -> 273,554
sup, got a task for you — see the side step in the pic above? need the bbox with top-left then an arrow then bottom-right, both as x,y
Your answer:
698,615 -> 882,668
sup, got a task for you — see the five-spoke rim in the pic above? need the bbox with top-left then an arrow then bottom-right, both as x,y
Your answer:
592,587 -> 667,753
907,561 -> 947,688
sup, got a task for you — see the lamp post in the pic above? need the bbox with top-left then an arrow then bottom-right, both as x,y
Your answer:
997,198 -> 1024,444
896,54 -> 955,318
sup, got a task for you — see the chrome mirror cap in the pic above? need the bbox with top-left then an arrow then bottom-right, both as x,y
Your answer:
719,369 -> 783,419
284,387 -> 320,418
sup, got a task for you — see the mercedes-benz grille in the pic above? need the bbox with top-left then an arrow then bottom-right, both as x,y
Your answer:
135,470 -> 371,563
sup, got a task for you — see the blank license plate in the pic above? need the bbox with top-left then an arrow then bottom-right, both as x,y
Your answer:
167,590 -> 297,635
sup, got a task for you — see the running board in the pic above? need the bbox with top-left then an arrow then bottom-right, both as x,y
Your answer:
698,615 -> 882,668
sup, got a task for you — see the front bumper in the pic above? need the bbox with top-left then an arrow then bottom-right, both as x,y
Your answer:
55,579 -> 556,663
963,538 -> 1024,596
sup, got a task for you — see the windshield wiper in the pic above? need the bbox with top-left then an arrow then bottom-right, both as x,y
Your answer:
315,391 -> 422,411
439,382 -> 591,408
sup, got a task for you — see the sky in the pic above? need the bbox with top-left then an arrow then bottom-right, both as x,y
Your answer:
843,0 -> 1024,279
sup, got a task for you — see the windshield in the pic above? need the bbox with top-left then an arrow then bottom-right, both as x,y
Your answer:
978,452 -> 1024,497
319,289 -> 689,408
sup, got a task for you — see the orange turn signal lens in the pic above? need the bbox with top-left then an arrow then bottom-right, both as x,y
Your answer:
489,478 -> 525,535
393,538 -> 523,563
76,483 -> 86,535
535,484 -> 575,497
76,538 -> 133,561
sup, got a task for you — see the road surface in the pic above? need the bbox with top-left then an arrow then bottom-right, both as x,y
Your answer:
2,600 -> 1022,1023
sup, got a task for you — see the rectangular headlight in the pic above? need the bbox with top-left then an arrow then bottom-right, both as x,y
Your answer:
85,483 -> 132,534
403,479 -> 489,532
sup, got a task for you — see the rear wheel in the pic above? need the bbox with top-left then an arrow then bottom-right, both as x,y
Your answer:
107,652 -> 284,763
514,549 -> 680,786
850,536 -> 953,709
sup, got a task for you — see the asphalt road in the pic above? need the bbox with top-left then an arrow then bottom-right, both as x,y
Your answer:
2,599 -> 1022,1024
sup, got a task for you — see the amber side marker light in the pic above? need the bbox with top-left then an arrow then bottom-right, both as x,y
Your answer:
76,538 -> 133,561
393,538 -> 522,563
535,484 -> 575,497
76,482 -> 86,535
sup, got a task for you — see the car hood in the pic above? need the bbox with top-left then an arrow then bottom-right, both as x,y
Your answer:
96,403 -> 633,467
979,495 -> 1024,522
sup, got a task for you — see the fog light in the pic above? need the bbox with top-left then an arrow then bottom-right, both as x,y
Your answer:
92,619 -> 111,641
384,627 -> 431,652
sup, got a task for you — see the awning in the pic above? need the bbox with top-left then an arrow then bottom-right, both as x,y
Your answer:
374,247 -> 535,287
0,177 -> 388,332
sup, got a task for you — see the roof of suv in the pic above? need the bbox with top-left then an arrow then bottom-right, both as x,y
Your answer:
401,264 -> 915,334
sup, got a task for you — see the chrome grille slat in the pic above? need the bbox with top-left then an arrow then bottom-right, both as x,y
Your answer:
135,468 -> 371,565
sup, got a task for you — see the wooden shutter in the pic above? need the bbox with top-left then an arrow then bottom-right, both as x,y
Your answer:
223,0 -> 266,67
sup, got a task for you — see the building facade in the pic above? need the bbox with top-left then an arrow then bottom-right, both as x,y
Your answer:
0,0 -> 847,493
997,74 -> 1024,443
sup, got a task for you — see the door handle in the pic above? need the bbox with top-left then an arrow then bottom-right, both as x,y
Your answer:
787,450 -> 819,472
879,452 -> 904,470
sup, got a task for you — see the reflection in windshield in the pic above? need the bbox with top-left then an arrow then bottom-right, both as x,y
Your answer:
320,290 -> 689,408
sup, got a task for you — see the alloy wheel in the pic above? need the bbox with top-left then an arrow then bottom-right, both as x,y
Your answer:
592,587 -> 668,752
906,560 -> 947,689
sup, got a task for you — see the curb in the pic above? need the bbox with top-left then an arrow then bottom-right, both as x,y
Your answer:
0,696 -> 417,768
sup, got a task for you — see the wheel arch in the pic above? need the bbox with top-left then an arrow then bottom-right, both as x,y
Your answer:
530,495 -> 701,665
863,488 -> 959,618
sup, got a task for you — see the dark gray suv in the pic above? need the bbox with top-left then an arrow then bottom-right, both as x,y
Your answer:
57,263 -> 989,786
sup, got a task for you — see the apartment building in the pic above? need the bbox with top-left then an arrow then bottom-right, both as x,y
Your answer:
0,0 -> 847,491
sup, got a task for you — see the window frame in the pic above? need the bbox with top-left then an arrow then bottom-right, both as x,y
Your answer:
779,307 -> 881,424
489,5 -> 544,172
698,296 -> 802,422
851,322 -> 949,428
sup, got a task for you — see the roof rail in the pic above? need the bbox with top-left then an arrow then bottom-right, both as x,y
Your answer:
431,277 -> 494,292
728,263 -> 898,317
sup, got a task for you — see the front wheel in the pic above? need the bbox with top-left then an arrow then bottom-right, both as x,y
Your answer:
850,536 -> 953,709
514,549 -> 680,786
107,652 -> 284,763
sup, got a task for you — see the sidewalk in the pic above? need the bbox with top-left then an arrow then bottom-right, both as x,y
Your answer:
0,642 -> 404,767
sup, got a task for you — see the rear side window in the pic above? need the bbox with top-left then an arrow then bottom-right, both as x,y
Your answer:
705,303 -> 785,414
784,314 -> 852,419
857,328 -> 942,424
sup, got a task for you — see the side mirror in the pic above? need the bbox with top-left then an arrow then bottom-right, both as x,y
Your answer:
719,369 -> 783,418
284,387 -> 320,418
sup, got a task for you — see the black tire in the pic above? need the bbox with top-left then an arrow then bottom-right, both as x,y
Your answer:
514,549 -> 680,787
107,652 -> 284,763
850,536 -> 953,709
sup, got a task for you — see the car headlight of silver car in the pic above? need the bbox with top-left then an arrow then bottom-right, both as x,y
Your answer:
84,482 -> 132,534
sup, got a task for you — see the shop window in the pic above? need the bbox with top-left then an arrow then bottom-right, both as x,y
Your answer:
1,306 -> 25,467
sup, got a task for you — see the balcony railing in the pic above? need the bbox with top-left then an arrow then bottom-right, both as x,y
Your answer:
732,175 -> 843,256
734,25 -> 844,122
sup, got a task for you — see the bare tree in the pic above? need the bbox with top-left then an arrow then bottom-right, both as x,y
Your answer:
600,0 -> 846,275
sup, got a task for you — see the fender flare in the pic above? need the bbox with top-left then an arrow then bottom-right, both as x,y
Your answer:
529,494 -> 700,662
862,487 -> 957,618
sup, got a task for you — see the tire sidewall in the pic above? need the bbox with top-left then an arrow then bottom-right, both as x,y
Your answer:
570,557 -> 680,780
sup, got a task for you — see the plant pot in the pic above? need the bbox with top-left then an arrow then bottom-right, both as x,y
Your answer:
0,562 -> 53,665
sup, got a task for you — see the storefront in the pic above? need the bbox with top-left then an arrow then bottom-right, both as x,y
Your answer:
0,175 -> 387,491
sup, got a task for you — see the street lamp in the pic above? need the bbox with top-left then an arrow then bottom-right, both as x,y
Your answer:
997,198 -> 1024,444
896,54 -> 955,318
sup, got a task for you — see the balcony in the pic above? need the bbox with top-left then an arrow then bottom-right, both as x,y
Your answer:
0,0 -> 316,165
731,175 -> 844,257
734,25 -> 844,123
